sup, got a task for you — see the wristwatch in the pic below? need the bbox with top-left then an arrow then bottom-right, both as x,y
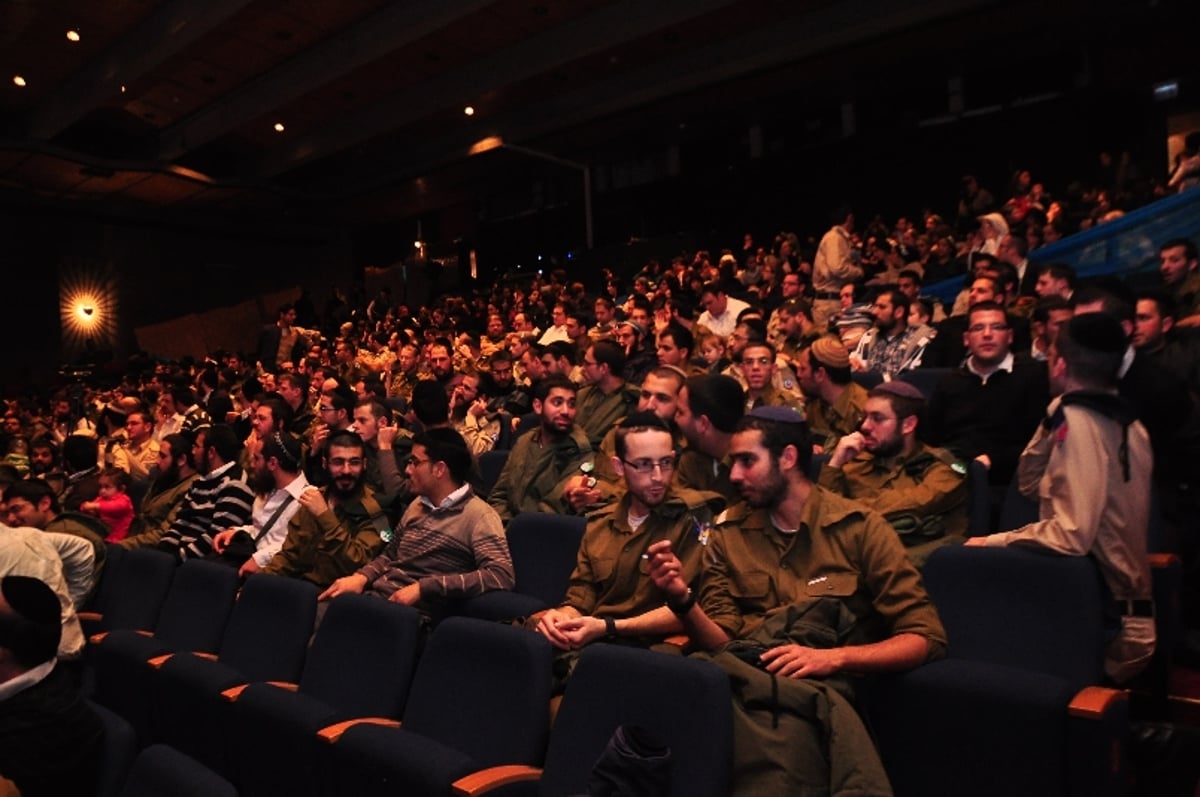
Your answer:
604,617 -> 618,638
667,587 -> 696,616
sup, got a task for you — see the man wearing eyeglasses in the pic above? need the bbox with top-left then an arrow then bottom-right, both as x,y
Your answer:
262,430 -> 390,590
533,413 -> 724,690
319,428 -> 512,615
819,382 -> 968,566
926,301 -> 1050,499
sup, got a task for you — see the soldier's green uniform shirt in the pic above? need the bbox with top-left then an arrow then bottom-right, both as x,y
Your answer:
564,487 -> 724,635
699,486 -> 946,656
818,441 -> 968,565
488,425 -> 593,522
574,382 -> 640,448
263,484 -> 391,589
804,381 -> 869,452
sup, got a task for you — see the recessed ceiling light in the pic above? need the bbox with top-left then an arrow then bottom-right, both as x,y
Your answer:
13,75 -> 26,87
464,106 -> 475,116
120,85 -> 126,93
273,122 -> 285,132
66,30 -> 81,42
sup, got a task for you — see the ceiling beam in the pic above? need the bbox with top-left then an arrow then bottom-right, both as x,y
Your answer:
25,0 -> 258,141
330,0 -> 999,201
157,0 -> 496,161
255,0 -> 740,178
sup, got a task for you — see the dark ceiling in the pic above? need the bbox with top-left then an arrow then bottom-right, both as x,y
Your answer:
0,0 -> 1193,233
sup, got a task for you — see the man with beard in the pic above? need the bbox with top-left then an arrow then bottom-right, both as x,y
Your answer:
481,350 -> 531,417
646,407 -> 946,795
850,289 -> 932,378
427,339 -> 457,388
488,374 -> 592,523
533,413 -> 724,691
819,382 -> 968,565
118,434 -> 201,549
155,424 -> 255,562
480,313 -> 509,359
210,432 -> 308,578
388,343 -> 423,404
27,437 -> 59,480
319,428 -> 512,619
448,372 -> 501,459
262,430 -> 391,591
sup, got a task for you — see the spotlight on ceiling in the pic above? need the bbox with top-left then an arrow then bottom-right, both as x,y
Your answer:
66,30 -> 81,42
274,122 -> 285,132
13,75 -> 27,87
464,106 -> 475,116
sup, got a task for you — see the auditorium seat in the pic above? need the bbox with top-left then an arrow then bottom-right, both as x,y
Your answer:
118,744 -> 236,797
147,573 -> 318,772
325,616 -> 554,797
452,642 -> 733,796
226,594 -> 423,797
78,548 -> 175,641
869,545 -> 1127,797
458,512 -> 586,622
90,558 -> 240,741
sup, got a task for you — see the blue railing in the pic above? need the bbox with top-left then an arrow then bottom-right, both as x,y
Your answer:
923,188 -> 1200,304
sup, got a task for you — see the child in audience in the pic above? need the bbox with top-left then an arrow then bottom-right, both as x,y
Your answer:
80,467 -> 135,543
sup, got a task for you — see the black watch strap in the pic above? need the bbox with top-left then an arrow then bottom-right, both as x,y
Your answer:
667,588 -> 696,616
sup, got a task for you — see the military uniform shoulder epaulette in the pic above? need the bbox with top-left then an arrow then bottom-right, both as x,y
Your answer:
714,501 -> 753,526
585,500 -> 620,522
903,446 -> 966,477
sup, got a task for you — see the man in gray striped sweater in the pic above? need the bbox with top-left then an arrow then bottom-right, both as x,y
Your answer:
156,424 -> 255,562
319,428 -> 513,618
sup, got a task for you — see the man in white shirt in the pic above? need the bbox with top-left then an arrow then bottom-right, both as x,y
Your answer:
697,282 -> 750,340
211,431 -> 308,578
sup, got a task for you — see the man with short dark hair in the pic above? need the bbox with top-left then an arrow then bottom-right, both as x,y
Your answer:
1035,263 -> 1076,301
820,382 -> 968,564
673,375 -> 745,505
263,430 -> 391,590
118,433 -> 202,550
534,413 -> 724,687
1159,238 -> 1200,327
319,428 -> 512,617
648,407 -> 945,794
697,282 -> 750,339
851,289 -> 932,377
925,302 -> 1050,490
576,341 -> 639,447
155,424 -> 255,562
488,375 -> 592,522
966,314 -> 1154,683
4,479 -> 107,604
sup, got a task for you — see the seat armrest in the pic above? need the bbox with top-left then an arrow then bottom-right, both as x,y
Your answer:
1068,685 -> 1126,719
316,717 -> 401,744
452,764 -> 543,796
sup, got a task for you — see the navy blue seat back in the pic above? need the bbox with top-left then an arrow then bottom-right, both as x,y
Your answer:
966,459 -> 992,536
402,616 -> 554,768
219,573 -> 318,683
477,449 -> 509,497
922,545 -> 1106,687
96,548 -> 176,633
542,644 -> 732,797
299,594 -> 422,718
119,744 -> 237,797
507,513 -> 586,607
152,559 -> 240,652
91,700 -> 137,797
